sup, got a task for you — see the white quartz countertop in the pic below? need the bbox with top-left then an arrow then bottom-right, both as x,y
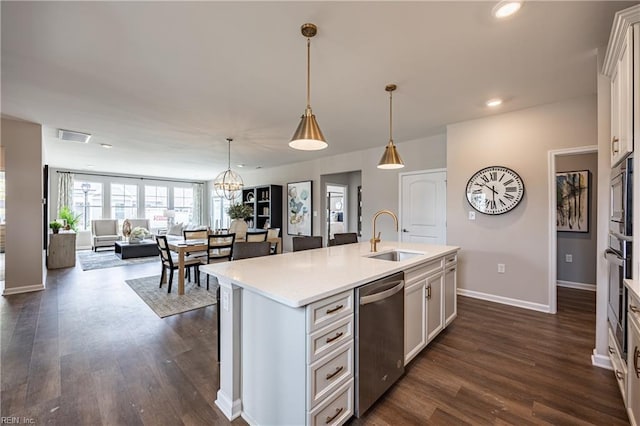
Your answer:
201,241 -> 459,308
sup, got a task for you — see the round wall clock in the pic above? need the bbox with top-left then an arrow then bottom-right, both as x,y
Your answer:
465,166 -> 524,215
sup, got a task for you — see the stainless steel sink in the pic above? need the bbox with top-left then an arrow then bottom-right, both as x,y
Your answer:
367,250 -> 423,262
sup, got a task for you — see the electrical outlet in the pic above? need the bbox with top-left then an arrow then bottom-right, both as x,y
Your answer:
497,263 -> 505,273
468,211 -> 476,220
565,254 -> 573,263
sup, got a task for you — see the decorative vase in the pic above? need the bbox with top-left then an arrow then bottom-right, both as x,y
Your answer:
229,219 -> 248,240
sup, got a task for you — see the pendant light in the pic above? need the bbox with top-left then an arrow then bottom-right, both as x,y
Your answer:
289,23 -> 327,151
378,84 -> 404,169
214,138 -> 244,200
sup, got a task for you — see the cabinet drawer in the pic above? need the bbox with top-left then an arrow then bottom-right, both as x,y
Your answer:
308,341 -> 353,409
609,327 -> 627,402
308,378 -> 353,426
308,315 -> 353,364
307,290 -> 354,333
445,254 -> 457,268
405,258 -> 442,284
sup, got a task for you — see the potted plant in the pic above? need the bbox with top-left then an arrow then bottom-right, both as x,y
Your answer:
49,221 -> 62,234
59,206 -> 81,231
227,203 -> 253,239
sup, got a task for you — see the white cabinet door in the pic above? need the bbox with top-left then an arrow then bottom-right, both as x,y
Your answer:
443,264 -> 457,326
404,280 -> 426,364
426,272 -> 444,343
611,26 -> 633,166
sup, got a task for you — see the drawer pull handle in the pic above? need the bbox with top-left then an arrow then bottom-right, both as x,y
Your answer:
325,365 -> 344,380
326,332 -> 344,344
630,305 -> 640,314
615,370 -> 624,380
325,407 -> 344,424
608,346 -> 615,355
326,304 -> 344,314
634,346 -> 640,379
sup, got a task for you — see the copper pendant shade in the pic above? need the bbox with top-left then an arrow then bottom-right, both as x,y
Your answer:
377,84 -> 404,169
290,23 -> 327,151
213,138 -> 244,200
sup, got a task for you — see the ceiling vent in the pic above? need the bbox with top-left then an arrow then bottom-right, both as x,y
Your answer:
58,129 -> 91,143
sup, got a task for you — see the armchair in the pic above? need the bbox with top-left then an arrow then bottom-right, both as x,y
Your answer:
91,219 -> 122,251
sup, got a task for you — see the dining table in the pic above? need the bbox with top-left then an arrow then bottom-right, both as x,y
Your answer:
166,238 -> 208,295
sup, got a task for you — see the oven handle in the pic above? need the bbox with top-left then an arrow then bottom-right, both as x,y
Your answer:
605,249 -> 625,267
609,231 -> 633,242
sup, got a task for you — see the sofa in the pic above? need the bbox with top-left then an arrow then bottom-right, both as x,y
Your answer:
91,219 -> 122,251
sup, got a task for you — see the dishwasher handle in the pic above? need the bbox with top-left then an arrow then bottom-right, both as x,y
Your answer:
359,280 -> 404,305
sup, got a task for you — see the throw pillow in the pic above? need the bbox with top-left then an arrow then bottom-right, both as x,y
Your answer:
168,222 -> 183,236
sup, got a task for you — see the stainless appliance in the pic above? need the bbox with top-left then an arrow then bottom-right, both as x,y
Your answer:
610,154 -> 633,236
355,272 -> 405,417
606,233 -> 631,358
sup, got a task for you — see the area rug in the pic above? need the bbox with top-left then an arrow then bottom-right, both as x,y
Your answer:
77,250 -> 158,271
125,275 -> 217,318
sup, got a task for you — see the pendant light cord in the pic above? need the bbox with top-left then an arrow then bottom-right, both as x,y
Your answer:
389,90 -> 393,143
306,38 -> 311,110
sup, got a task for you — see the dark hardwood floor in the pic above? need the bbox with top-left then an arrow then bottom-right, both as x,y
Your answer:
1,258 -> 629,426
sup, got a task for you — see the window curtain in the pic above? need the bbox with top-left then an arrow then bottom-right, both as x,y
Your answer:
57,172 -> 74,217
192,183 -> 204,225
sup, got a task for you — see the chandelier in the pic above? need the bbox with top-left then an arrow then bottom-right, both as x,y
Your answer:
214,138 -> 244,200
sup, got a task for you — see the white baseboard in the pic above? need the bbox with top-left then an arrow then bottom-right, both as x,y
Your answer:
2,283 -> 45,296
557,280 -> 596,292
457,288 -> 551,313
591,349 -> 613,370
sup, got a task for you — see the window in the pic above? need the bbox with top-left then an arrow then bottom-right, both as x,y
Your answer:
73,181 -> 103,230
174,187 -> 193,224
145,185 -> 168,230
111,183 -> 137,224
211,194 -> 232,230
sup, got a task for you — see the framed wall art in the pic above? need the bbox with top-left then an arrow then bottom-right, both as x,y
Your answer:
287,180 -> 312,236
556,170 -> 589,233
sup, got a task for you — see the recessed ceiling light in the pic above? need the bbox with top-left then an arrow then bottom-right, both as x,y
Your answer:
486,98 -> 503,107
492,1 -> 522,19
100,143 -> 113,149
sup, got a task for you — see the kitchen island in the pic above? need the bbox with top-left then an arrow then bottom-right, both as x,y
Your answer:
201,241 -> 459,425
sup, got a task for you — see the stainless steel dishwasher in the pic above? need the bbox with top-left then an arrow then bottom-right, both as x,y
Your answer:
355,271 -> 405,417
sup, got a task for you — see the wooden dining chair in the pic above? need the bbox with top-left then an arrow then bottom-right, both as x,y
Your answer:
156,235 -> 201,293
292,236 -> 323,252
232,241 -> 271,260
246,230 -> 268,242
333,232 -> 359,245
201,233 -> 235,290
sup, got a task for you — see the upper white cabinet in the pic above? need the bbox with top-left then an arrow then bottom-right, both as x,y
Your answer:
603,6 -> 639,167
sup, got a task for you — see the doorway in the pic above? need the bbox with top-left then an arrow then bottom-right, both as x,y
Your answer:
547,146 -> 598,314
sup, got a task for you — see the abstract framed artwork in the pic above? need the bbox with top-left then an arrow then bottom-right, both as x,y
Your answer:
556,170 -> 589,233
287,180 -> 313,236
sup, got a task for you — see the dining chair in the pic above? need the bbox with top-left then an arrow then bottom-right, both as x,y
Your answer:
201,233 -> 236,290
246,230 -> 268,242
156,235 -> 201,293
292,236 -> 323,252
333,232 -> 359,245
232,241 -> 271,260
266,227 -> 281,254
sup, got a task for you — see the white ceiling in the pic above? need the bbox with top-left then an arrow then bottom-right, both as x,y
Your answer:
1,1 -> 634,180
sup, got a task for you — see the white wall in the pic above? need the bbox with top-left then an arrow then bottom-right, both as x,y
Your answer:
231,134 -> 447,252
2,117 -> 44,294
447,96 -> 598,310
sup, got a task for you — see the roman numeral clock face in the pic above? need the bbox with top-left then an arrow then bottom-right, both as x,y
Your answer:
465,166 -> 524,215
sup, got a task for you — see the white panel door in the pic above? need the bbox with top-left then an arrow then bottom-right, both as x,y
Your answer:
400,170 -> 446,244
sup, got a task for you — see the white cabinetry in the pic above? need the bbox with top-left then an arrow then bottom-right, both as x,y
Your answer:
404,254 -> 457,365
604,4 -> 638,166
628,289 -> 640,426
